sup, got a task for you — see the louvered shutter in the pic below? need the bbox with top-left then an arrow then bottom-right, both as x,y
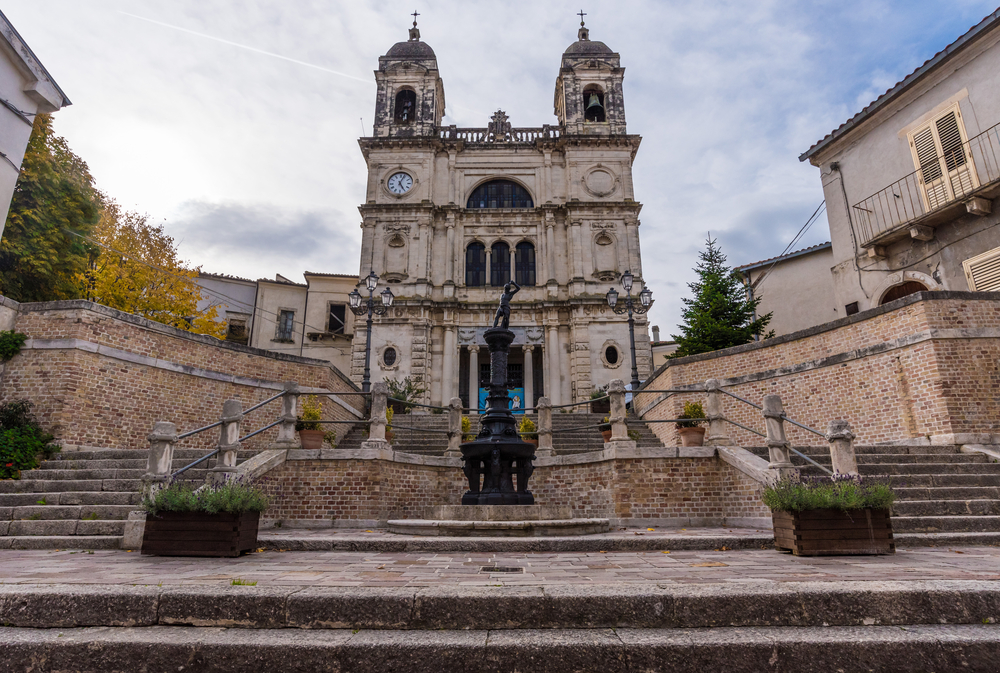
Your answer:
963,247 -> 1000,291
935,111 -> 976,197
912,126 -> 949,209
909,105 -> 979,212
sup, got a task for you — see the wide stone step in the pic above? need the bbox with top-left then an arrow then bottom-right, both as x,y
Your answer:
893,499 -> 1000,517
895,486 -> 1000,500
855,463 -> 1000,475
0,491 -> 143,507
4,519 -> 127,536
0,479 -> 106,493
890,474 -> 1000,487
37,458 -> 149,470
0,535 -> 123,550
891,515 -> 1000,532
5,504 -> 135,521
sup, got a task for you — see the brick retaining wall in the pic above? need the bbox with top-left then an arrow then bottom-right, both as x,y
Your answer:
635,292 -> 1000,447
262,449 -> 770,527
0,299 -> 363,451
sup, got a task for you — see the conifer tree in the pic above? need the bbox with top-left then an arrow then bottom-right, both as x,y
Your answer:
0,114 -> 100,301
671,237 -> 773,357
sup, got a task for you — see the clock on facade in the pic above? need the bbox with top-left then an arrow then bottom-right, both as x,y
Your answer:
386,172 -> 413,194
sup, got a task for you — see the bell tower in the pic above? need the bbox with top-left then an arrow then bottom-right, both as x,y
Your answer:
373,15 -> 446,138
554,15 -> 627,135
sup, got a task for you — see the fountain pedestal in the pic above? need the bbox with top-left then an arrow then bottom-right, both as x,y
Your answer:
460,327 -> 535,505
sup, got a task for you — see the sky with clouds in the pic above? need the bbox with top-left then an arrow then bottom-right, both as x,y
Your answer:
3,0 -> 997,335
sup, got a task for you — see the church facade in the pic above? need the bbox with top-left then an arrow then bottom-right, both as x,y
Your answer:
352,19 -> 652,409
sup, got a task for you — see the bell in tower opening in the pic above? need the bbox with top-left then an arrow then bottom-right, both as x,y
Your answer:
584,87 -> 606,123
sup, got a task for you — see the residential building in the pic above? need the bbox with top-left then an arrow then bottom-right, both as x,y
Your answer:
800,10 -> 1000,313
0,10 -> 71,237
736,242 -> 838,336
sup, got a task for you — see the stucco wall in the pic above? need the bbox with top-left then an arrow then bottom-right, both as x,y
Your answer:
636,292 -> 1000,447
744,246 -> 838,336
0,299 -> 363,451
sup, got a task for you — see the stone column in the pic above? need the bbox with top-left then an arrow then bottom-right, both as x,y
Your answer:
545,215 -> 557,287
445,397 -> 463,458
827,419 -> 859,476
445,217 -> 455,285
210,399 -> 242,485
546,324 -> 561,405
704,378 -> 733,446
143,421 -> 177,500
363,381 -> 390,449
570,220 -> 584,282
485,248 -> 492,286
270,381 -> 300,450
608,379 -> 628,441
536,396 -> 553,458
763,394 -> 797,481
442,326 -> 456,403
523,344 -> 534,411
468,344 -> 480,415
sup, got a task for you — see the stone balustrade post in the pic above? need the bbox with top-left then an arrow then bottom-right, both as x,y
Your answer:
763,394 -> 798,481
704,378 -> 733,446
608,379 -> 628,441
445,397 -> 463,457
827,419 -> 859,476
143,421 -> 177,500
270,381 -> 300,450
536,397 -> 553,458
363,381 -> 390,449
210,399 -> 242,485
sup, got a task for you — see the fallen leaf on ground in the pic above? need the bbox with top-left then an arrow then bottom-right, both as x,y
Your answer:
634,532 -> 644,536
662,551 -> 670,554
646,528 -> 655,531
599,550 -> 607,553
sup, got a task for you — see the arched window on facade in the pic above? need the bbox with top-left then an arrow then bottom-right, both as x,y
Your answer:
879,281 -> 927,305
394,89 -> 417,123
466,242 -> 486,286
515,241 -> 536,286
491,242 -> 510,287
466,180 -> 534,209
583,85 -> 606,123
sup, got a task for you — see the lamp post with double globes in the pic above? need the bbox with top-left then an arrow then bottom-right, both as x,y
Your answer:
606,270 -> 654,391
348,271 -> 394,394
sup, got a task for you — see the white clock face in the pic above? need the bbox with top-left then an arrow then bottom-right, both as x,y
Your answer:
387,172 -> 413,195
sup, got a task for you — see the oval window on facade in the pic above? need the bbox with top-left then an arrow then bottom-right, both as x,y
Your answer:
383,347 -> 397,367
605,345 -> 619,365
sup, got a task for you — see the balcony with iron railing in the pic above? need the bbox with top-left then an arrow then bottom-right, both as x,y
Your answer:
852,120 -> 1000,249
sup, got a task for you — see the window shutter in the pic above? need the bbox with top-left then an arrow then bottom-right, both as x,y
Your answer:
908,105 -> 978,211
963,246 -> 1000,291
912,126 -> 949,209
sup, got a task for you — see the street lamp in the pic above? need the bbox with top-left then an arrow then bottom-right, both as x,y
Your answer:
606,269 -> 654,391
349,271 -> 394,393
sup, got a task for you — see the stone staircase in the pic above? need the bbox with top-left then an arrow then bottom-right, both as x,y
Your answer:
381,412 -> 665,456
747,444 -> 1000,537
0,448 -> 265,550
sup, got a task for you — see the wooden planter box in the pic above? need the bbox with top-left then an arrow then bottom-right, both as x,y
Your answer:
772,508 -> 895,556
142,511 -> 260,558
590,398 -> 611,414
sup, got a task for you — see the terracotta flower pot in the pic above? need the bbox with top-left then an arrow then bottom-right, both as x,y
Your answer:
678,426 -> 706,447
601,429 -> 613,442
523,438 -> 538,447
298,429 -> 324,450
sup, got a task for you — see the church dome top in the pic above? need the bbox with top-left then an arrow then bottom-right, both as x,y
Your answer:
563,39 -> 613,56
385,39 -> 436,58
384,16 -> 436,59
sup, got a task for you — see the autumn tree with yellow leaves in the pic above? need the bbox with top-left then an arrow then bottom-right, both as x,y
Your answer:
82,198 -> 225,338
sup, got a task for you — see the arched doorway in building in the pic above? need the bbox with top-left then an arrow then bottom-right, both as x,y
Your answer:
879,280 -> 927,305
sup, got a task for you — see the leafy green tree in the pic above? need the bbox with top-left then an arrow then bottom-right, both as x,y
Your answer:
0,114 -> 100,301
671,237 -> 773,357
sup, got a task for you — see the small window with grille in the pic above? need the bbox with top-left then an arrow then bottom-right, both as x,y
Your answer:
275,310 -> 295,342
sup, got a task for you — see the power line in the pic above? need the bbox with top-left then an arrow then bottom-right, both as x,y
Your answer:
62,228 -> 350,339
751,200 -> 826,291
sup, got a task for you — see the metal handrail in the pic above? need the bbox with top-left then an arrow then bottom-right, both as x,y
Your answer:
243,390 -> 287,416
171,449 -> 219,479
389,424 -> 450,435
789,448 -> 833,475
723,418 -> 766,438
239,419 -> 282,442
636,388 -> 706,395
550,423 -> 607,433
781,415 -> 827,438
388,397 -> 451,412
311,419 -> 372,425
547,398 -> 601,411
719,389 -> 763,410
177,420 -> 223,441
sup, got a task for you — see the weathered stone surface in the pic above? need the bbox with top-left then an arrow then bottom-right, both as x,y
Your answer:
0,584 -> 158,627
158,585 -> 299,628
429,504 -> 572,521
287,587 -> 414,629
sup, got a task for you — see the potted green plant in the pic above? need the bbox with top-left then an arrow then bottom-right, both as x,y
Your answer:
599,416 -> 613,442
385,405 -> 395,443
386,376 -> 427,415
675,401 -> 707,447
518,415 -> 538,447
296,395 -> 324,450
461,415 -> 476,442
764,475 -> 896,556
141,476 -> 270,557
590,388 -> 610,414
